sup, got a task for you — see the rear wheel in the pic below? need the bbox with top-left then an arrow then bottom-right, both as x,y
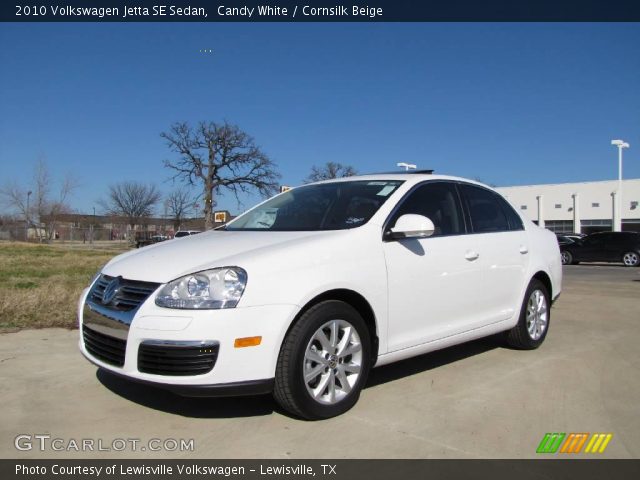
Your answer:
622,251 -> 640,267
273,300 -> 371,420
506,279 -> 550,350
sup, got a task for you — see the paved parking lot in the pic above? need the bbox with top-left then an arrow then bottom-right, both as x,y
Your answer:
1,264 -> 639,459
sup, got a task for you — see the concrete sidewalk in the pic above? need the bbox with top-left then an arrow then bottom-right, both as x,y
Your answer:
1,265 -> 639,459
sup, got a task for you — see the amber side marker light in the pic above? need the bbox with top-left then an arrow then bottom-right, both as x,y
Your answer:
234,336 -> 262,348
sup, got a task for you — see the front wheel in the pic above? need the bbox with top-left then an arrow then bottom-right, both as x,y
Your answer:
560,250 -> 573,265
506,279 -> 551,350
622,251 -> 640,267
273,300 -> 371,420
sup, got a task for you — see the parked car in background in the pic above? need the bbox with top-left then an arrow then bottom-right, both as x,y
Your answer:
79,173 -> 561,419
174,230 -> 201,238
135,233 -> 168,248
558,232 -> 586,243
556,234 -> 575,246
560,231 -> 640,266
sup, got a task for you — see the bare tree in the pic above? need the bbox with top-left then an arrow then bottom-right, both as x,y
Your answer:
161,121 -> 280,230
99,182 -> 161,233
165,188 -> 194,231
0,159 -> 78,242
305,162 -> 357,183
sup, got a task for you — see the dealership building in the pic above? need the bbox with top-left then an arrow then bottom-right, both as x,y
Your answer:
496,179 -> 640,234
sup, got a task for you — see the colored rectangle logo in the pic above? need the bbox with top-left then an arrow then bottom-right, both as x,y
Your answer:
537,433 -> 612,454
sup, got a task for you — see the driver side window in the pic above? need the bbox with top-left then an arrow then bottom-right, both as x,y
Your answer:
390,182 -> 464,236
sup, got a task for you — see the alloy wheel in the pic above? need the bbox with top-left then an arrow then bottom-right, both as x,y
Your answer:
526,289 -> 548,341
303,319 -> 363,405
623,252 -> 639,267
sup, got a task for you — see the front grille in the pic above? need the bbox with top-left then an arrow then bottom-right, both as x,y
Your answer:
83,325 -> 127,367
138,342 -> 219,376
91,275 -> 159,311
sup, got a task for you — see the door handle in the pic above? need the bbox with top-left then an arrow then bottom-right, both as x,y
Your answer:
464,250 -> 480,261
519,245 -> 529,254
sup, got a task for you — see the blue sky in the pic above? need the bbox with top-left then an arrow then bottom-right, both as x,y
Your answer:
1,23 -> 639,215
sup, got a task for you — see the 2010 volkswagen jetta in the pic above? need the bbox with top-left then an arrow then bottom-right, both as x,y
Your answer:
78,173 -> 562,419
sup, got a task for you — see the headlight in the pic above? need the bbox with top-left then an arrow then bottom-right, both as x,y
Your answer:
155,267 -> 247,309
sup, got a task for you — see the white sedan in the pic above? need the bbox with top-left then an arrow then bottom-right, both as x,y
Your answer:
79,173 -> 561,419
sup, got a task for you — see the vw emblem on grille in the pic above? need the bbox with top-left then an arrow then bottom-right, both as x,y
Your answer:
101,277 -> 121,305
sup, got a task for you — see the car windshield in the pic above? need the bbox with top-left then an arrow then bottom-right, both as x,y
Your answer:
226,180 -> 404,231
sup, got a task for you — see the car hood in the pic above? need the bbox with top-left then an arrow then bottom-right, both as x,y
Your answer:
102,229 -> 337,283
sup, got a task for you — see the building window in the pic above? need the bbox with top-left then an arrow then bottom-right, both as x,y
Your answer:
581,219 -> 613,235
554,204 -> 562,209
581,219 -> 612,227
545,220 -> 574,233
520,205 -> 527,210
592,202 -> 600,207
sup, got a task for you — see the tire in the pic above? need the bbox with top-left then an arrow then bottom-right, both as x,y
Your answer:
622,251 -> 640,267
273,300 -> 371,420
506,279 -> 551,350
560,250 -> 573,265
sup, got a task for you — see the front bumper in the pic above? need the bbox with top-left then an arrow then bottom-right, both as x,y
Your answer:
92,363 -> 275,397
78,287 -> 298,392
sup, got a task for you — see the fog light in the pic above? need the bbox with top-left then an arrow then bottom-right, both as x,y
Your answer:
234,336 -> 262,348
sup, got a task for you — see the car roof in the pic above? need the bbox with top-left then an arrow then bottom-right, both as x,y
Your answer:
311,173 -> 490,188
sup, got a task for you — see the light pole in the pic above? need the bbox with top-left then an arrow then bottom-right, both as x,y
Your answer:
611,139 -> 629,232
397,162 -> 417,171
90,206 -> 96,244
26,190 -> 32,241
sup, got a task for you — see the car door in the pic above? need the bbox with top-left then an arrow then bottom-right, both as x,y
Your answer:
458,183 -> 529,326
382,181 -> 484,351
576,235 -> 605,261
602,234 -> 623,262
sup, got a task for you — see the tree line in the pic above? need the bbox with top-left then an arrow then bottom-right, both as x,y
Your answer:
0,121 -> 358,241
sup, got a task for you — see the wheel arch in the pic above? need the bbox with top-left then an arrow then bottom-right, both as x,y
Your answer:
531,270 -> 553,299
286,289 -> 379,365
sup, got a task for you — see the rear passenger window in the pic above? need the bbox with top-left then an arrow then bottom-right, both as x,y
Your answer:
390,182 -> 464,236
460,184 -> 511,233
499,198 -> 524,231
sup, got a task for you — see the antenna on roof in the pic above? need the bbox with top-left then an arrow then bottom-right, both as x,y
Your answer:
397,162 -> 417,171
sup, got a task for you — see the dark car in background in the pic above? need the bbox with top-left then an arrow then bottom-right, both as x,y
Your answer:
174,230 -> 201,238
556,234 -> 576,246
135,233 -> 168,248
560,232 -> 640,267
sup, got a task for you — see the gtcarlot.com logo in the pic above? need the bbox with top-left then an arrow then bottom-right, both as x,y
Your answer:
14,434 -> 195,453
536,432 -> 613,454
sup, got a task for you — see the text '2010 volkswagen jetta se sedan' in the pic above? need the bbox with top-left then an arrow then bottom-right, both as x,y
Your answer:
79,173 -> 562,419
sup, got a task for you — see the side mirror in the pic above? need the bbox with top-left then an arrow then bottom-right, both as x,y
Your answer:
388,214 -> 435,240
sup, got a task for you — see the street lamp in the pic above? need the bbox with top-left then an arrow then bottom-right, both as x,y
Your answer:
611,139 -> 630,232
397,162 -> 417,171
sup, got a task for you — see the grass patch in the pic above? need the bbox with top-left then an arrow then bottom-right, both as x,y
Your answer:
0,241 -> 130,330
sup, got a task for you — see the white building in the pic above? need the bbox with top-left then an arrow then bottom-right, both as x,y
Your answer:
496,179 -> 640,234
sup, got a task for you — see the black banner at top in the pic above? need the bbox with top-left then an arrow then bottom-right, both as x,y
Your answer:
2,0 -> 640,22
